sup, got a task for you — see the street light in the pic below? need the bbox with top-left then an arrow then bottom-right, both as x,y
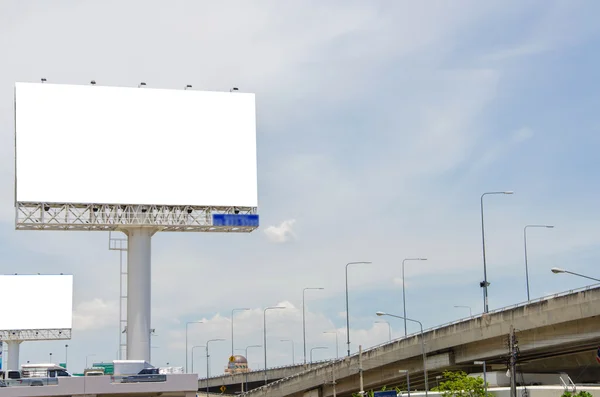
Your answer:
376,312 -> 428,396
85,354 -> 96,369
231,308 -> 250,357
264,306 -> 285,384
310,346 -> 327,363
280,340 -> 295,364
480,191 -> 513,313
303,287 -> 324,364
245,344 -> 262,366
191,345 -> 205,374
402,258 -> 427,336
345,261 -> 372,356
323,331 -> 339,358
206,339 -> 225,396
374,321 -> 392,341
524,225 -> 554,301
398,370 -> 411,397
185,321 -> 204,373
453,305 -> 473,317
474,361 -> 487,396
49,352 -> 53,363
551,268 -> 600,282
245,345 -> 262,392
65,345 -> 69,368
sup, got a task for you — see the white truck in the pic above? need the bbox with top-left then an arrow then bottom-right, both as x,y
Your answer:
113,360 -> 152,376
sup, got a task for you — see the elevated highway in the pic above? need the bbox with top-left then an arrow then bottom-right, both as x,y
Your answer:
237,284 -> 600,397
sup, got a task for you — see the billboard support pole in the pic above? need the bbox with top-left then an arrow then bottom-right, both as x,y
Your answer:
123,226 -> 157,362
6,341 -> 21,371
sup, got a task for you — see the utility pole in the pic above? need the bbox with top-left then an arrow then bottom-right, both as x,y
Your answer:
358,345 -> 364,395
332,364 -> 337,397
508,326 -> 518,397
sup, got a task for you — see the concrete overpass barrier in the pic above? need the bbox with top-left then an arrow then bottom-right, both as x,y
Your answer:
200,361 -> 332,391
243,284 -> 600,397
1,374 -> 199,397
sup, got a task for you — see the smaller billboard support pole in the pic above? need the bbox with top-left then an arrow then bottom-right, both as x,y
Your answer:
6,340 -> 21,371
123,226 -> 157,362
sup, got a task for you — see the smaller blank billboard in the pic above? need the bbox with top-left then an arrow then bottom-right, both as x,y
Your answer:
0,275 -> 73,330
15,82 -> 258,207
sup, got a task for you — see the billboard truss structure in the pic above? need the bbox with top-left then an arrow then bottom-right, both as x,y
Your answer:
16,202 -> 258,232
0,329 -> 71,341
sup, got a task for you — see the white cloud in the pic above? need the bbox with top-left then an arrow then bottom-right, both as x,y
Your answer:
511,127 -> 534,143
72,299 -> 118,332
264,219 -> 296,243
392,277 -> 406,287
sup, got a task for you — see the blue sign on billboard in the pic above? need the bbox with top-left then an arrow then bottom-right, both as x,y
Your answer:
212,214 -> 259,227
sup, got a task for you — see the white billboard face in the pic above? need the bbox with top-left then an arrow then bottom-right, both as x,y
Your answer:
0,275 -> 73,330
15,83 -> 258,207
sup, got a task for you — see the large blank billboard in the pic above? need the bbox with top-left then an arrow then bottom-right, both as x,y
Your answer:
0,275 -> 73,330
15,82 -> 258,207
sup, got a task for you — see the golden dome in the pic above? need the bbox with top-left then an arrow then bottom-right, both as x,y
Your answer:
232,355 -> 247,364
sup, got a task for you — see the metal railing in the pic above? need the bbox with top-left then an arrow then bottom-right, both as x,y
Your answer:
364,282 -> 600,353
202,359 -> 332,380
111,374 -> 167,383
243,283 -> 600,395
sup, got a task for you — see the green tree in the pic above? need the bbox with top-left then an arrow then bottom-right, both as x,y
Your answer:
562,391 -> 593,397
432,371 -> 491,397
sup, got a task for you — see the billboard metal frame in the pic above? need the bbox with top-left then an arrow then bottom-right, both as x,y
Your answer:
16,202 -> 258,232
0,329 -> 71,341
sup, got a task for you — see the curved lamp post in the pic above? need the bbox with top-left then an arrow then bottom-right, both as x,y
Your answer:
402,258 -> 427,336
480,191 -> 513,313
185,321 -> 203,373
310,346 -> 327,363
524,225 -> 554,301
374,321 -> 392,341
551,268 -> 600,282
323,331 -> 339,358
377,312 -> 428,396
303,287 -> 324,364
345,261 -> 371,356
231,308 -> 250,357
264,306 -> 285,384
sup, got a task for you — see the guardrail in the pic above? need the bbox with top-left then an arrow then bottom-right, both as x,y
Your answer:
243,283 -> 600,395
364,282 -> 600,353
203,359 -> 332,380
111,374 -> 167,383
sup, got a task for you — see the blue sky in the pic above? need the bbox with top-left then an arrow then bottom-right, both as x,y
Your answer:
0,0 -> 600,375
